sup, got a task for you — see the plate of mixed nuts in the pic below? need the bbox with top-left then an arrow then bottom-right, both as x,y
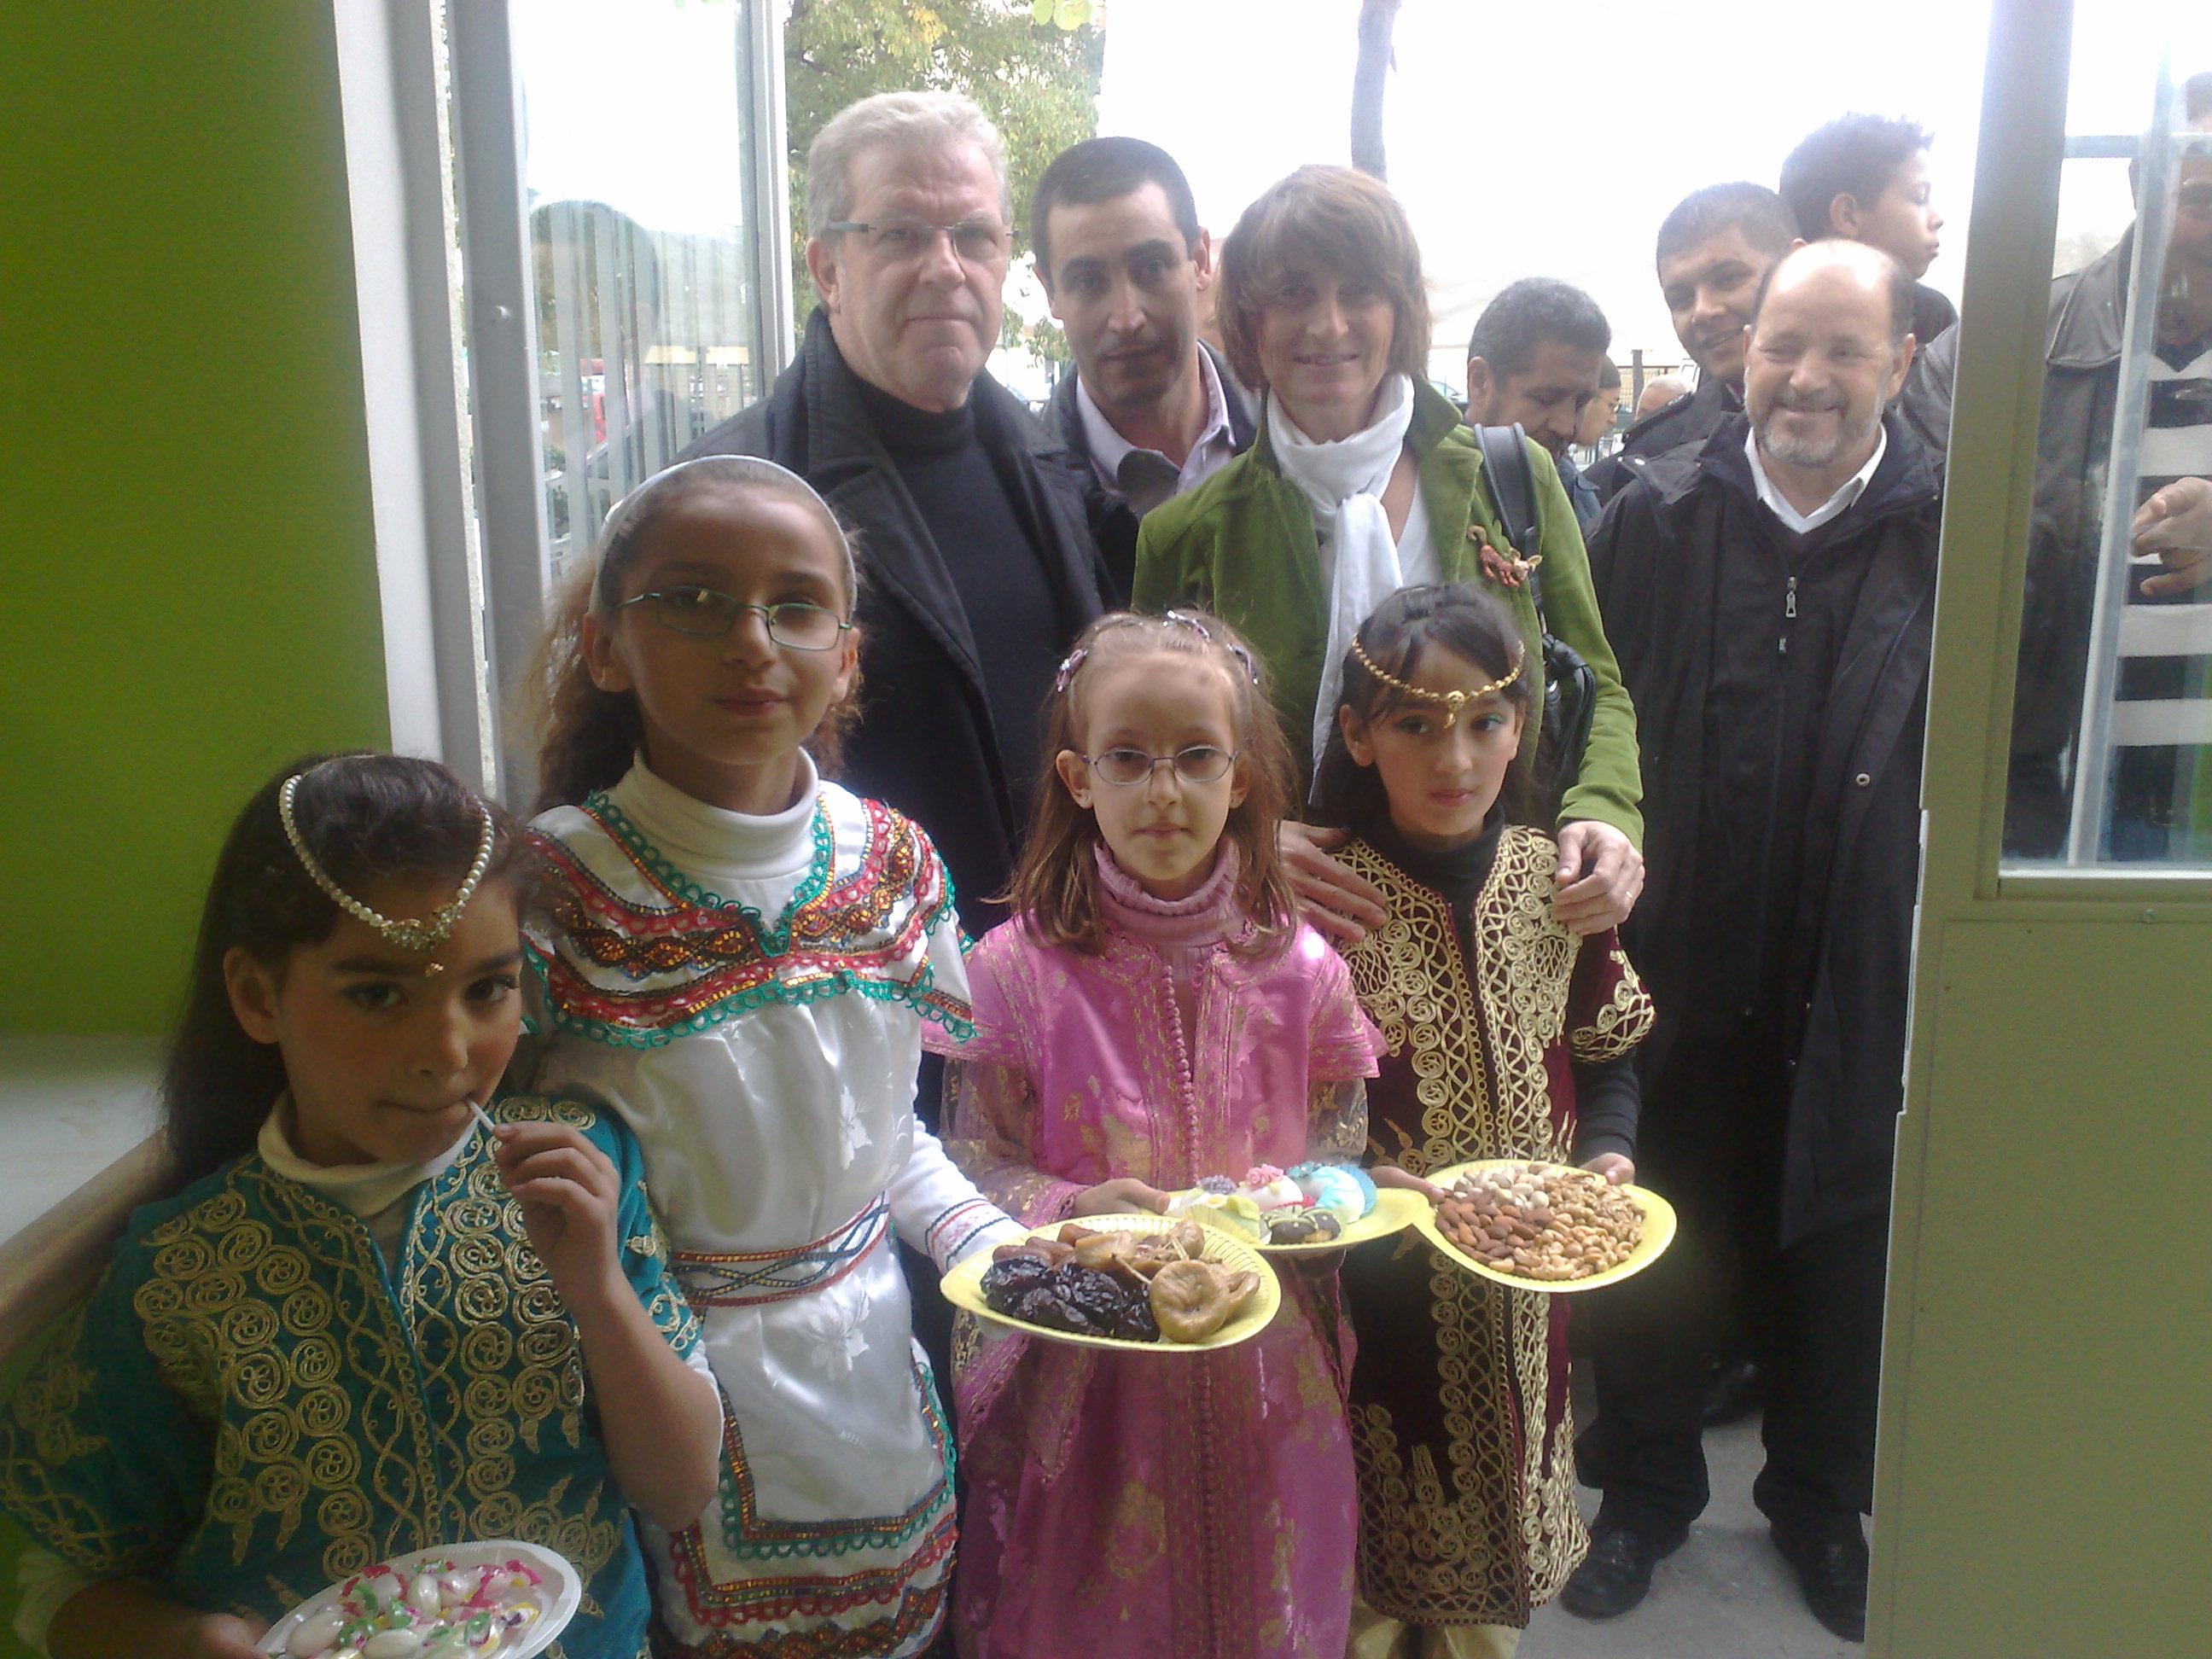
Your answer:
1417,1160 -> 1675,1293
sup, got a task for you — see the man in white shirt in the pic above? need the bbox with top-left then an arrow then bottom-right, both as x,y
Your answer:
1034,137 -> 1257,596
1570,241 -> 1937,1644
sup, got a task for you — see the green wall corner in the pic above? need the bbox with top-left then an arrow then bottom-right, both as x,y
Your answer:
0,0 -> 390,1035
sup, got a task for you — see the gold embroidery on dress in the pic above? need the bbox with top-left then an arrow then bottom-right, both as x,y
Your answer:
126,1100 -> 661,1592
1338,829 -> 1592,1622
1338,828 -> 1575,1176
1570,944 -> 1656,1062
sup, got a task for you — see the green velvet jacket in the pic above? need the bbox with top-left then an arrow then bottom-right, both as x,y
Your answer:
1132,380 -> 1642,846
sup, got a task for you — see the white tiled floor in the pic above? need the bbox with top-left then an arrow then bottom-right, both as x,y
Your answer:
0,1036 -> 162,1247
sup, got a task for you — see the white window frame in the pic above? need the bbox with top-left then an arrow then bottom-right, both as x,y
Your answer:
331,0 -> 795,802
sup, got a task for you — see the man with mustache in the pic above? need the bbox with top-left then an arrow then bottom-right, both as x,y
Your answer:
1463,276 -> 1614,531
1569,240 -> 1938,1644
1585,183 -> 1798,505
1033,136 -> 1256,596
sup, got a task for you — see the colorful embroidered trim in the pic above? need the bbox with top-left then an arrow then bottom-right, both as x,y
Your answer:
920,1197 -> 998,1266
672,1200 -> 889,1308
526,794 -> 975,1046
670,1514 -> 956,1627
660,1559 -> 949,1656
589,790 -> 837,931
706,1355 -> 954,1562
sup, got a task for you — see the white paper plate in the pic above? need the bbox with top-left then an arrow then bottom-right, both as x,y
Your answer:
257,1540 -> 579,1659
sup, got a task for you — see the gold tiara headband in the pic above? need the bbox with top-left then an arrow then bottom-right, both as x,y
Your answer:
278,769 -> 497,965
1348,634 -> 1526,728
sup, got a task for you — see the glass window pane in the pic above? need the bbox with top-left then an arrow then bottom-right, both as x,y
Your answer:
2002,24 -> 2212,870
511,0 -> 776,579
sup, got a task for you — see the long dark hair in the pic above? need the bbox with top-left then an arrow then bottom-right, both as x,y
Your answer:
1309,584 -> 1540,833
160,753 -> 534,1193
529,455 -> 864,812
1003,609 -> 1300,956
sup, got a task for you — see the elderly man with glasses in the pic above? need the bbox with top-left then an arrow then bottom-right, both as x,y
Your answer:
683,90 -> 1112,947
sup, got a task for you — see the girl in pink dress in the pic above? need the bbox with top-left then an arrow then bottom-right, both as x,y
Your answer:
926,609 -> 1379,1659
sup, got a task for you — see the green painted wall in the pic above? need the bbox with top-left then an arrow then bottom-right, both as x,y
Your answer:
0,0 -> 390,1037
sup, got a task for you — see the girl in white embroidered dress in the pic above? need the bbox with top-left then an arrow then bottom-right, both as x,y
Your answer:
520,456 -> 1020,1659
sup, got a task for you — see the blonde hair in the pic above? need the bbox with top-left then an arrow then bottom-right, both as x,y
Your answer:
1004,610 -> 1299,956
527,457 -> 862,812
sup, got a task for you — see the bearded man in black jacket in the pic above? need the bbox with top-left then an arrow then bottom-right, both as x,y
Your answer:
1566,240 -> 1940,1644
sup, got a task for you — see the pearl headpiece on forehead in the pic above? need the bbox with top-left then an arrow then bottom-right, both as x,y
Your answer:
1052,609 -> 1262,696
278,765 -> 496,965
1348,633 -> 1526,729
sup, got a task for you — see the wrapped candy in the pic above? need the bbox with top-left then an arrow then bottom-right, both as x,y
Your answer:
280,1557 -> 548,1659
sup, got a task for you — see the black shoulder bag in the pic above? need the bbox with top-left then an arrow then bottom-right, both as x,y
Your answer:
1471,423 -> 1597,802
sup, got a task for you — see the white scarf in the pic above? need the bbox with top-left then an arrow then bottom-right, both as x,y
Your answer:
1268,374 -> 1418,766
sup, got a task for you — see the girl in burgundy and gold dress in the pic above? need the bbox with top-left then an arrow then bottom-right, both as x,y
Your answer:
1313,585 -> 1654,1659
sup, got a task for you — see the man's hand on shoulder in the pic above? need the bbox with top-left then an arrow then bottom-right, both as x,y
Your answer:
1278,822 -> 1388,945
1553,820 -> 1644,935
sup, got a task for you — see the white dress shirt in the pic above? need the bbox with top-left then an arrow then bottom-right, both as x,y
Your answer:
1075,346 -> 1240,513
1746,424 -> 1888,534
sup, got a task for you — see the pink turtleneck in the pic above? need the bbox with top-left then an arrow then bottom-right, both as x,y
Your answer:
1095,841 -> 1247,1045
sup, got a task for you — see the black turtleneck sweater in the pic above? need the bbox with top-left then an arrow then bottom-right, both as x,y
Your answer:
1363,812 -> 1640,1161
855,377 -> 1063,795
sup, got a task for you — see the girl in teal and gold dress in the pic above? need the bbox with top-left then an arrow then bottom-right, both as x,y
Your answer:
0,754 -> 723,1659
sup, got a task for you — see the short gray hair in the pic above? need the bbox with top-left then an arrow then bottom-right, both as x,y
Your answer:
805,91 -> 1010,240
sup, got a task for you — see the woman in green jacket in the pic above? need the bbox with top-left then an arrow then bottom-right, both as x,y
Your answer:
1132,164 -> 1644,939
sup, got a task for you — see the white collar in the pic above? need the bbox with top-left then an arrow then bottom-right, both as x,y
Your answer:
257,1095 -> 473,1220
1745,424 -> 1888,534
606,750 -> 820,881
1074,346 -> 1236,496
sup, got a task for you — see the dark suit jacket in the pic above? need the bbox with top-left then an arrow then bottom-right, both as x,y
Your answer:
680,309 -> 1112,936
1043,341 -> 1258,601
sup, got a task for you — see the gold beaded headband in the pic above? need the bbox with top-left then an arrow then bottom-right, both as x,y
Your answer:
278,768 -> 497,968
1348,634 -> 1526,728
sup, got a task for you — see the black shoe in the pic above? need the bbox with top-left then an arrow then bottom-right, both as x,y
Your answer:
1702,1358 -> 1765,1427
1770,1517 -> 1868,1642
1559,1522 -> 1681,1620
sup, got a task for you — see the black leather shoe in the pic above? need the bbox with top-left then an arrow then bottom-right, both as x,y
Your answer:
1559,1523 -> 1680,1619
1770,1518 -> 1868,1643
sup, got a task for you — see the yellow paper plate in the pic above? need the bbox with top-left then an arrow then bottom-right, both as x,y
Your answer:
1414,1159 -> 1677,1295
942,1214 -> 1281,1353
1238,1185 -> 1429,1255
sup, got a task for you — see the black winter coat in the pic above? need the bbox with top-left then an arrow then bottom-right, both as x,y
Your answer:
1899,234 -> 2131,854
680,311 -> 1113,934
1587,416 -> 1941,1244
1582,375 -> 1743,506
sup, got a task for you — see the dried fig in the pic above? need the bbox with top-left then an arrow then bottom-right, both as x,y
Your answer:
1148,1258 -> 1249,1342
